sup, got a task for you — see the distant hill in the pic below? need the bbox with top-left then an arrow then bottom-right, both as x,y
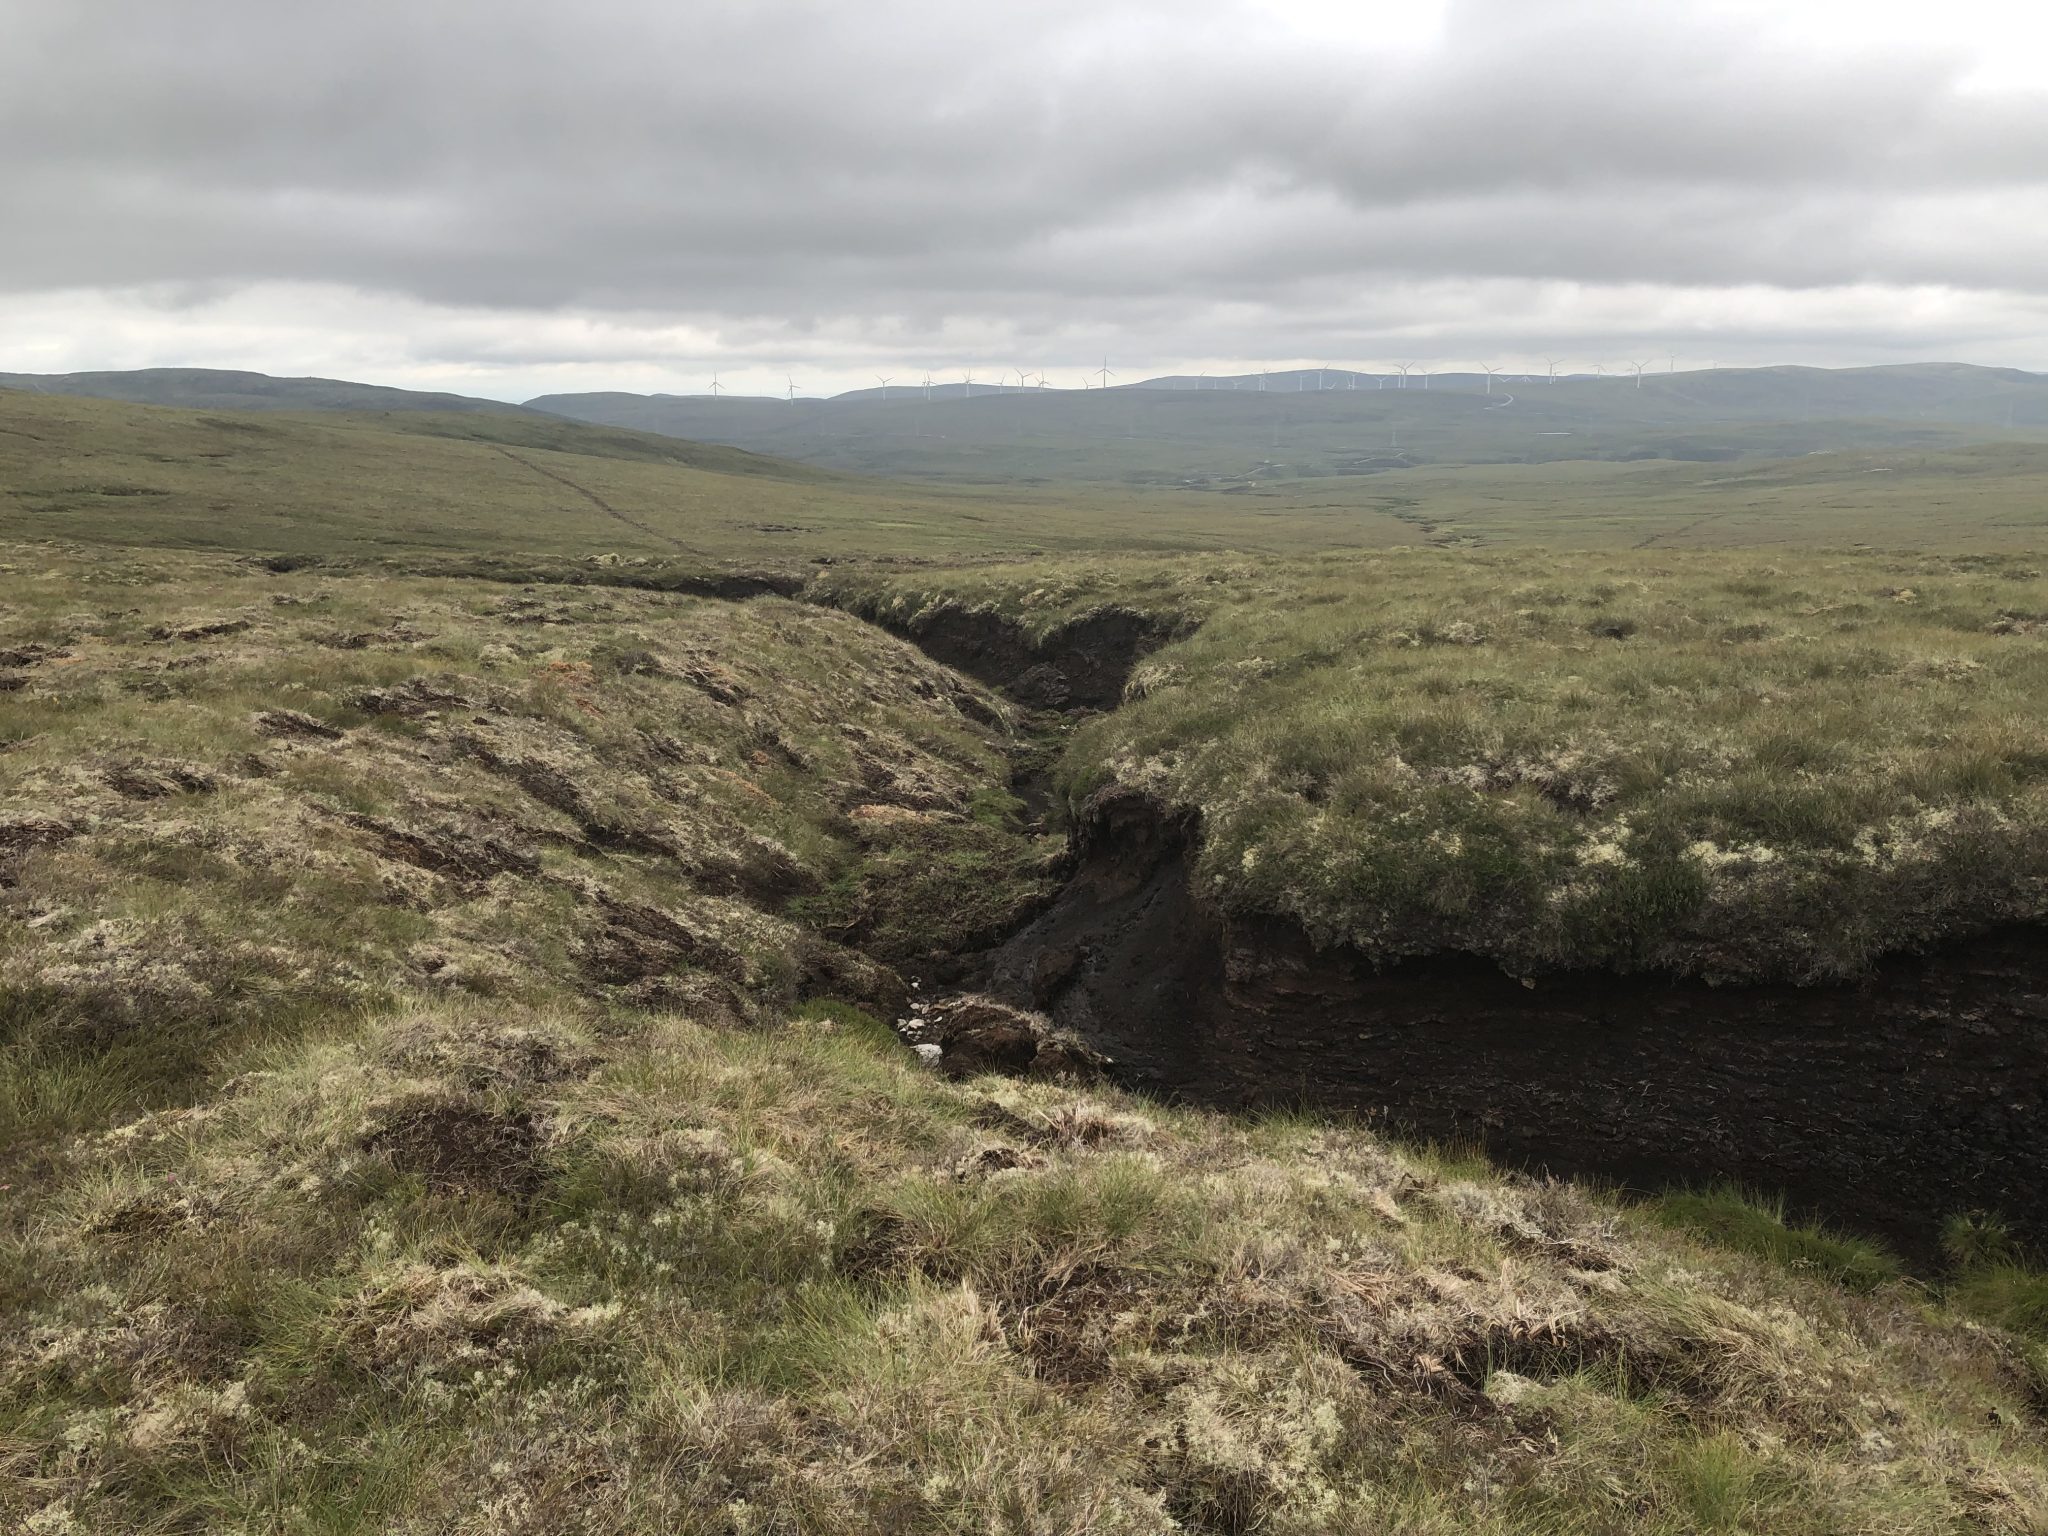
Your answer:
7,386 -> 2048,566
0,367 -> 539,417
0,389 -> 1370,565
531,362 -> 2048,484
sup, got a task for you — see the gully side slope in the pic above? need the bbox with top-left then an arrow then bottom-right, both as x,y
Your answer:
816,548 -> 2048,1253
2,545 -> 2045,1533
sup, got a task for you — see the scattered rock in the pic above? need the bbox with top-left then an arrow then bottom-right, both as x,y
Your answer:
899,992 -> 1107,1080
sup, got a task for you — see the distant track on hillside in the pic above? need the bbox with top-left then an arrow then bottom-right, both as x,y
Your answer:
489,445 -> 691,552
1635,507 -> 1736,549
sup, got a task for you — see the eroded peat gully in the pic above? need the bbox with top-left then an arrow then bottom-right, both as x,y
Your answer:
975,787 -> 2047,1262
833,595 -> 2048,1260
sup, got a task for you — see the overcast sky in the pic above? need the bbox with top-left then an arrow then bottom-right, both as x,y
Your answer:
5,0 -> 2047,400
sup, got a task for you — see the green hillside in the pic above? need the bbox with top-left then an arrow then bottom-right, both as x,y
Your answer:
0,367 -> 536,417
531,363 -> 2048,485
9,390 -> 2048,577
0,390 -> 1416,566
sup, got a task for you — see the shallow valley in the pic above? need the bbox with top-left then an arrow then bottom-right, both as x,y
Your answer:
2,390 -> 2046,1533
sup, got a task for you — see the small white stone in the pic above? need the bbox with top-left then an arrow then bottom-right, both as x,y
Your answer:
912,1043 -> 944,1068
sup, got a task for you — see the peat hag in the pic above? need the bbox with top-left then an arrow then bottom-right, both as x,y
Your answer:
844,601 -> 2048,1259
973,787 -> 2047,1260
835,600 -> 1183,711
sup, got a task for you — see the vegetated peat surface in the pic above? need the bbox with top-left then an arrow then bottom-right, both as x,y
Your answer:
1,393 -> 2046,1530
818,548 -> 2048,1255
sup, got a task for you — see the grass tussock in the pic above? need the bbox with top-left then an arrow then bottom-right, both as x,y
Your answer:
823,545 -> 2048,980
7,1001 -> 2047,1534
1650,1186 -> 1903,1294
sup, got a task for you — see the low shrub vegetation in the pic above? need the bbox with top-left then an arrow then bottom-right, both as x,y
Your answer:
0,543 -> 2042,1532
823,545 -> 2048,980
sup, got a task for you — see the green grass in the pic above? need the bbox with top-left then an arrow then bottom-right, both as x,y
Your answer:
0,544 -> 1040,1159
0,390 -> 1428,565
8,994 -> 2045,1532
822,545 -> 2048,980
5,397 -> 2048,1529
531,362 -> 2048,487
1649,1186 -> 1903,1293
13,390 -> 2048,581
0,543 -> 2042,1532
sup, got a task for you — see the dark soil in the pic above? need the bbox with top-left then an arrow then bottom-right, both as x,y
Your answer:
856,605 -> 1184,711
976,789 -> 2048,1261
363,1100 -> 547,1200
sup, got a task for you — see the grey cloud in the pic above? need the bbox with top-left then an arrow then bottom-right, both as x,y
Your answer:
4,0 -> 2046,377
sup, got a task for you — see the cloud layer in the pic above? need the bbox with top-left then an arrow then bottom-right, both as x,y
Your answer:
6,0 -> 2046,397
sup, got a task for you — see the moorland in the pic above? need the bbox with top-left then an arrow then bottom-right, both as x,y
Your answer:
1,375 -> 2045,1533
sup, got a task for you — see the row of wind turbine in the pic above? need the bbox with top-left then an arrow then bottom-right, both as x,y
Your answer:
708,351 -> 1699,400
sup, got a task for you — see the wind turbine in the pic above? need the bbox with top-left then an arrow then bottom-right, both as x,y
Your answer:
1392,363 -> 1413,390
1628,359 -> 1651,390
1481,364 -> 1502,396
709,373 -> 725,399
1097,357 -> 1116,390
786,376 -> 801,403
1015,368 -> 1032,392
1257,366 -> 1269,393
1544,358 -> 1562,384
1418,365 -> 1432,390
962,368 -> 976,398
921,372 -> 934,403
876,375 -> 894,400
